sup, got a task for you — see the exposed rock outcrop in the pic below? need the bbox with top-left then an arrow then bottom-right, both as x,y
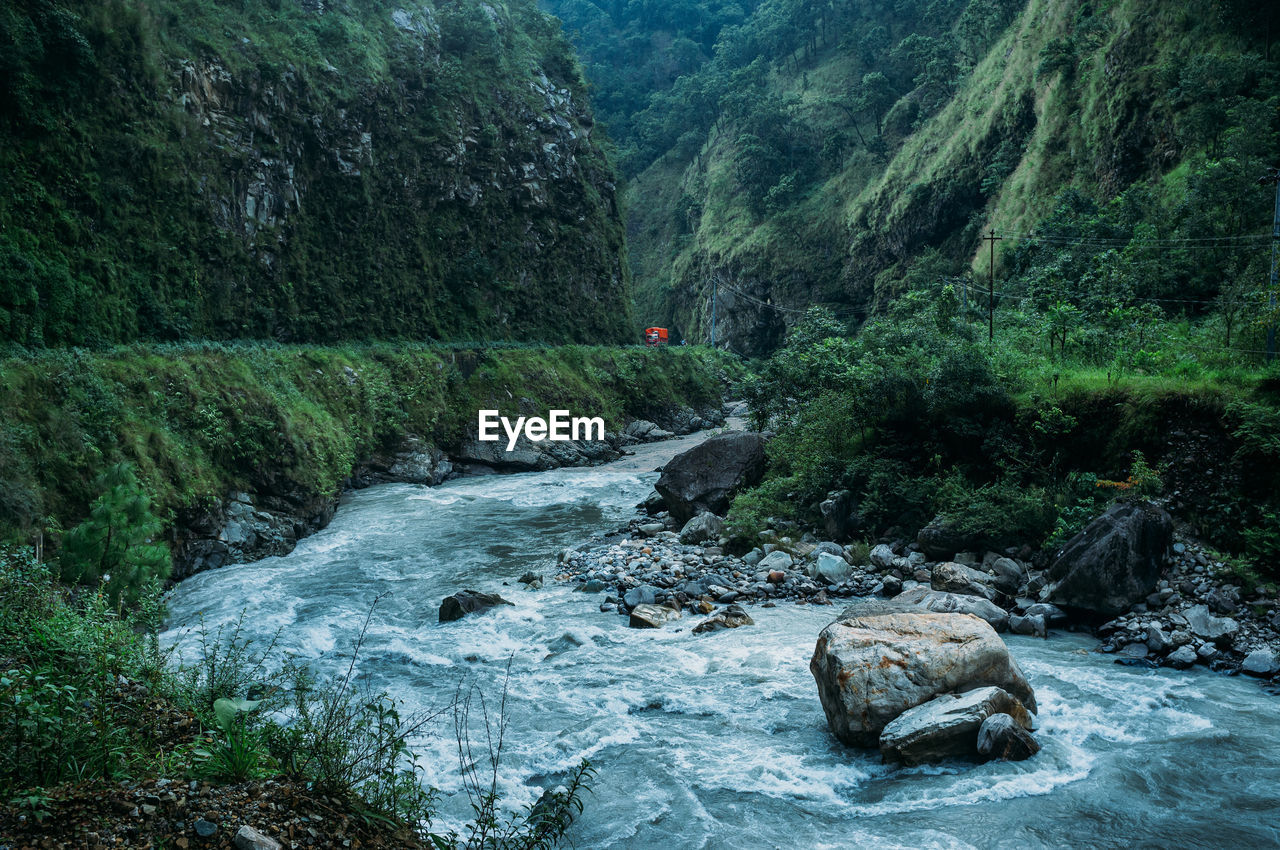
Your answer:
439,590 -> 514,623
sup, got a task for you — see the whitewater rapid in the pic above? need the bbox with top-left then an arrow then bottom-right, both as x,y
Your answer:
162,431 -> 1280,849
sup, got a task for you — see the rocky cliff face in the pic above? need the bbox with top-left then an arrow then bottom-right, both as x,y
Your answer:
0,0 -> 633,346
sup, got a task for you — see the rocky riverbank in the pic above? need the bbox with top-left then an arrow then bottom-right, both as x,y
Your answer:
174,404 -> 725,579
553,458 -> 1280,691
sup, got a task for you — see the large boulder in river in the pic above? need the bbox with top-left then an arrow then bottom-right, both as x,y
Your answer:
655,432 -> 768,522
810,600 -> 1036,747
892,586 -> 1009,632
879,686 -> 1033,765
439,590 -> 513,623
1046,501 -> 1172,618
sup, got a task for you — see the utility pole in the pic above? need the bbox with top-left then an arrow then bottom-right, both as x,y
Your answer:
1259,168 -> 1280,363
711,276 -> 718,349
982,229 -> 1002,344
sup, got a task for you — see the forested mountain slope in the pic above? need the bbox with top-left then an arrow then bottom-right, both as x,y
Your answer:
547,0 -> 1280,354
1,0 -> 633,346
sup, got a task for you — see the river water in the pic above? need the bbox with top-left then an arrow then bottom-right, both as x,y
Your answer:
162,430 -> 1280,849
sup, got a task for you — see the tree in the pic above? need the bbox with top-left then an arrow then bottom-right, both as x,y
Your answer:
60,463 -> 170,607
859,71 -> 896,137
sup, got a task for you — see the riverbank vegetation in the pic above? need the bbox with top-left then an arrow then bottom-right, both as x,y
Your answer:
728,299 -> 1280,580
0,544 -> 592,846
0,343 -> 738,561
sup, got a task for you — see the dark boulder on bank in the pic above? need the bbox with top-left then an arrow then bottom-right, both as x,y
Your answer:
655,432 -> 768,522
916,515 -> 978,561
439,590 -> 514,623
1046,501 -> 1173,618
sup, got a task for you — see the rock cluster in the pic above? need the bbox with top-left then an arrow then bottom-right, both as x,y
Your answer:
564,495 -> 1280,685
1095,539 -> 1280,676
557,518 -> 887,631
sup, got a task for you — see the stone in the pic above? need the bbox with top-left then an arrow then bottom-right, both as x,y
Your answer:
692,604 -> 755,634
870,544 -> 898,570
194,819 -> 218,838
976,712 -> 1041,762
1023,602 -> 1067,623
812,541 -> 845,558
623,585 -> 659,609
1119,642 -> 1149,658
625,419 -> 674,441
814,552 -> 852,583
629,603 -> 681,629
810,600 -> 1036,747
987,557 -> 1026,594
880,575 -> 903,597
233,826 -> 281,850
916,516 -> 978,560
655,432 -> 768,522
931,562 -> 998,601
679,512 -> 725,545
758,550 -> 795,572
1145,625 -> 1171,653
1009,613 -> 1047,638
819,490 -> 859,540
879,686 -> 1033,765
1166,645 -> 1198,669
893,586 -> 1009,632
576,579 -> 607,593
1241,647 -> 1280,677
1184,604 -> 1239,643
1046,501 -> 1173,617
439,590 -> 513,623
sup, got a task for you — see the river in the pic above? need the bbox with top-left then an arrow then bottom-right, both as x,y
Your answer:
162,430 -> 1280,849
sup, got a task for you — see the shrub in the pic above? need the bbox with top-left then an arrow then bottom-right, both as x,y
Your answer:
59,463 -> 170,607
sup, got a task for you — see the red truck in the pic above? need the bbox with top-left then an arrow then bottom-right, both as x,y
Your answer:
644,327 -> 669,346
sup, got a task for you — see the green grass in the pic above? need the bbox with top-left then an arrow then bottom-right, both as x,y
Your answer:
0,342 -> 740,548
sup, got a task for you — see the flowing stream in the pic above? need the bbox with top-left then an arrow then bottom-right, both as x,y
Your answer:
162,430 -> 1280,849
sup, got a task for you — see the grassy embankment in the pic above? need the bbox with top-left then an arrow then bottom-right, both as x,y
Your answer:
0,342 -> 739,551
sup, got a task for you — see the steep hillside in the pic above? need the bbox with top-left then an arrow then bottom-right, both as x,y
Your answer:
587,0 -> 1280,354
1,0 -> 633,347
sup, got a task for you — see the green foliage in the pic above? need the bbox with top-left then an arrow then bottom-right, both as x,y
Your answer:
727,280 -> 1279,570
1,0 -> 633,349
0,343 -> 738,554
193,703 -> 274,783
58,463 -> 170,606
935,478 -> 1056,552
0,546 -> 170,795
0,552 -> 595,844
